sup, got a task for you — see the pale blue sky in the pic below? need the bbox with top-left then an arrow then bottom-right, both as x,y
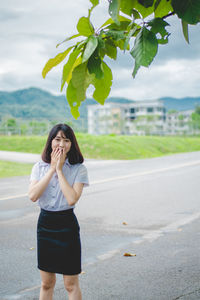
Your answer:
1,0 -> 200,100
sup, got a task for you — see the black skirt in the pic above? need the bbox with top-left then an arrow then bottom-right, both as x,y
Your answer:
37,208 -> 81,275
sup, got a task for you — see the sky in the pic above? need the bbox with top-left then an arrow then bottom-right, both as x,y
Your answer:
1,0 -> 200,101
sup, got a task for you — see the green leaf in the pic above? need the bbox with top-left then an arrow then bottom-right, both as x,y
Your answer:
132,61 -> 140,78
172,0 -> 200,25
66,80 -> 80,119
132,0 -> 155,18
107,21 -> 132,31
77,17 -> 94,37
148,18 -> 170,44
42,46 -> 74,78
138,0 -> 154,8
154,0 -> 161,10
92,61 -> 113,104
109,0 -> 121,26
89,0 -> 99,18
66,63 -> 95,119
120,0 -> 141,19
90,0 -> 99,7
132,9 -> 141,20
181,20 -> 189,43
154,0 -> 173,18
61,48 -> 82,91
56,34 -> 81,48
106,30 -> 126,41
100,16 -> 131,28
131,27 -> 158,74
120,0 -> 134,16
116,39 -> 130,50
97,35 -> 106,49
124,25 -> 137,51
82,35 -> 98,63
71,63 -> 88,101
105,40 -> 117,60
88,53 -> 104,79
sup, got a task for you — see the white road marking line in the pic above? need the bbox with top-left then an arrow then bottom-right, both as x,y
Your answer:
90,160 -> 200,184
0,160 -> 200,202
0,193 -> 28,201
134,212 -> 200,244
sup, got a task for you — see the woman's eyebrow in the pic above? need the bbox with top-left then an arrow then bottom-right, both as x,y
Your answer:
56,136 -> 69,140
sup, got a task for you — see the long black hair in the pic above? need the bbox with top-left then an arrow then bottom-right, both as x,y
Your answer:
41,124 -> 84,165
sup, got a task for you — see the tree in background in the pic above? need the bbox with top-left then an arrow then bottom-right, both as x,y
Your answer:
42,0 -> 200,119
190,105 -> 200,134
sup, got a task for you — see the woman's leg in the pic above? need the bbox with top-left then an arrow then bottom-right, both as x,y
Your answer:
39,270 -> 56,300
63,274 -> 82,300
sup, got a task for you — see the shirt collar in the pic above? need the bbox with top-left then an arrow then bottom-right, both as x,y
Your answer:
65,158 -> 71,167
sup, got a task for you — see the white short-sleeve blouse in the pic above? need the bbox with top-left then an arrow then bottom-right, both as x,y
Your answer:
30,158 -> 89,211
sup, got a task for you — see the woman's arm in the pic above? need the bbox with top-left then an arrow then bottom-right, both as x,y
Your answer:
28,167 -> 55,202
57,169 -> 84,206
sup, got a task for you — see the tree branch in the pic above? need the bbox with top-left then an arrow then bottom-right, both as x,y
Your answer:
162,11 -> 175,19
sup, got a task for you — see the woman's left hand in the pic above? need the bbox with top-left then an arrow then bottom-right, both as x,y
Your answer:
56,148 -> 66,172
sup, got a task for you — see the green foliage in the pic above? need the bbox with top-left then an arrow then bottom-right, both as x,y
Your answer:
82,35 -> 98,62
1,135 -> 200,163
6,118 -> 17,128
181,20 -> 189,43
42,46 -> 74,78
191,106 -> 200,131
61,48 -> 82,91
195,105 -> 200,115
171,0 -> 200,25
77,17 -> 94,36
131,27 -> 158,77
92,62 -> 113,104
109,0 -> 121,26
168,109 -> 177,114
0,160 -> 33,178
42,0 -> 200,118
148,18 -> 170,44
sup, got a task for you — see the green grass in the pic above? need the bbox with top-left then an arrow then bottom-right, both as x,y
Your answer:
0,160 -> 33,178
0,134 -> 200,178
1,134 -> 200,159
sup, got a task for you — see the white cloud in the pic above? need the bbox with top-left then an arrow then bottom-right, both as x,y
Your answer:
110,59 -> 200,100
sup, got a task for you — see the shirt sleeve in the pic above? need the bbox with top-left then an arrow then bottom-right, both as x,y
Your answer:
74,164 -> 89,187
30,162 -> 40,182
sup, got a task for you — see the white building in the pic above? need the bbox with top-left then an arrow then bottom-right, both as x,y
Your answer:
87,100 -> 166,135
165,110 -> 194,135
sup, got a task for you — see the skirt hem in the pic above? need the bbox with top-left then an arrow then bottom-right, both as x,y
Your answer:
38,265 -> 82,276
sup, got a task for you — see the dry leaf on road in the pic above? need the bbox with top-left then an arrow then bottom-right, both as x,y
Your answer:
123,252 -> 136,257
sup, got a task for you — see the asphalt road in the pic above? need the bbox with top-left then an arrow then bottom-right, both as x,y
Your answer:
0,151 -> 200,299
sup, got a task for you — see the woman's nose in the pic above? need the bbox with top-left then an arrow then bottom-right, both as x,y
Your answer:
59,140 -> 64,147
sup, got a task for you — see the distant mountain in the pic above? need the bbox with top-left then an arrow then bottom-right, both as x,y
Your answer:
0,87 -> 200,130
160,97 -> 200,111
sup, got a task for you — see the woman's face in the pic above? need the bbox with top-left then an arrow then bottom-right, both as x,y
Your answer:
51,130 -> 71,157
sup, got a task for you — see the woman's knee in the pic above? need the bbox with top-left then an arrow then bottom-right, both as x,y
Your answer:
64,275 -> 79,293
41,278 -> 56,291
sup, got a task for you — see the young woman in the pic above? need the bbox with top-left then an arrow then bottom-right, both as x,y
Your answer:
28,123 -> 89,300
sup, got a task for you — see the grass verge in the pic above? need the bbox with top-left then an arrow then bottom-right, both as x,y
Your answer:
0,134 -> 200,159
0,134 -> 200,178
0,160 -> 33,178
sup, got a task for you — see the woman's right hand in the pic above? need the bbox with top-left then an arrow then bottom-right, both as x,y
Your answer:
50,148 -> 60,171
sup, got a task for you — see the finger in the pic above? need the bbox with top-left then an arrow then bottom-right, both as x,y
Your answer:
51,148 -> 57,155
55,150 -> 61,158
